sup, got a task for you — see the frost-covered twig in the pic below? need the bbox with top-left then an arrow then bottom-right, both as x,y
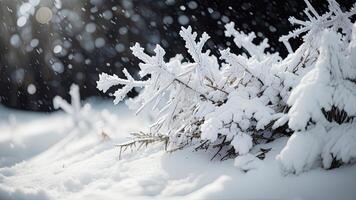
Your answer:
53,84 -> 91,126
116,132 -> 169,159
97,69 -> 146,104
225,22 -> 270,61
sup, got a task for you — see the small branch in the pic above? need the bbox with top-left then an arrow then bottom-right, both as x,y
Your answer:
206,84 -> 229,95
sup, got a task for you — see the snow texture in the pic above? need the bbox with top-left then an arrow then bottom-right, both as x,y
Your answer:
1,104 -> 356,200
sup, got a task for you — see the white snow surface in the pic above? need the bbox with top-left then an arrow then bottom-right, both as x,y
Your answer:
0,100 -> 356,200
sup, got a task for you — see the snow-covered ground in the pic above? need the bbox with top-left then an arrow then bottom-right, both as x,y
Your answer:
0,99 -> 355,200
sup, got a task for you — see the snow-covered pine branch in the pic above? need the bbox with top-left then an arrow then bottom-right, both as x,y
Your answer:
98,40 -> 219,137
271,0 -> 356,108
278,28 -> 356,174
225,22 -> 271,61
179,26 -> 224,86
279,0 -> 356,53
97,69 -> 146,105
97,0 -> 356,173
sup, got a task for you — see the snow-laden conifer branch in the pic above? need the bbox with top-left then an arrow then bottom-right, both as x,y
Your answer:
130,42 -> 208,98
116,132 -> 169,159
179,26 -> 210,65
280,0 -> 356,53
97,69 -> 146,104
179,26 -> 222,84
220,48 -> 267,86
97,0 -> 356,173
225,22 -> 270,60
278,28 -> 356,174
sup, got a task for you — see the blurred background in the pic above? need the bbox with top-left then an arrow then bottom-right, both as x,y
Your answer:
0,0 -> 354,112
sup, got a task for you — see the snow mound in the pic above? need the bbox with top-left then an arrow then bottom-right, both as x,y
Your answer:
0,104 -> 356,199
0,185 -> 50,200
277,126 -> 325,174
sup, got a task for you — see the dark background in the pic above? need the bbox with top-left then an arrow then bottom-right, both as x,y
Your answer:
0,0 -> 354,112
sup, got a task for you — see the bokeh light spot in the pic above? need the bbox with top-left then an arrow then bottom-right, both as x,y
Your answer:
35,7 -> 53,24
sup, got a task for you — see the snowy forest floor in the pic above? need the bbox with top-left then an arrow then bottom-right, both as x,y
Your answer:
0,99 -> 355,200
